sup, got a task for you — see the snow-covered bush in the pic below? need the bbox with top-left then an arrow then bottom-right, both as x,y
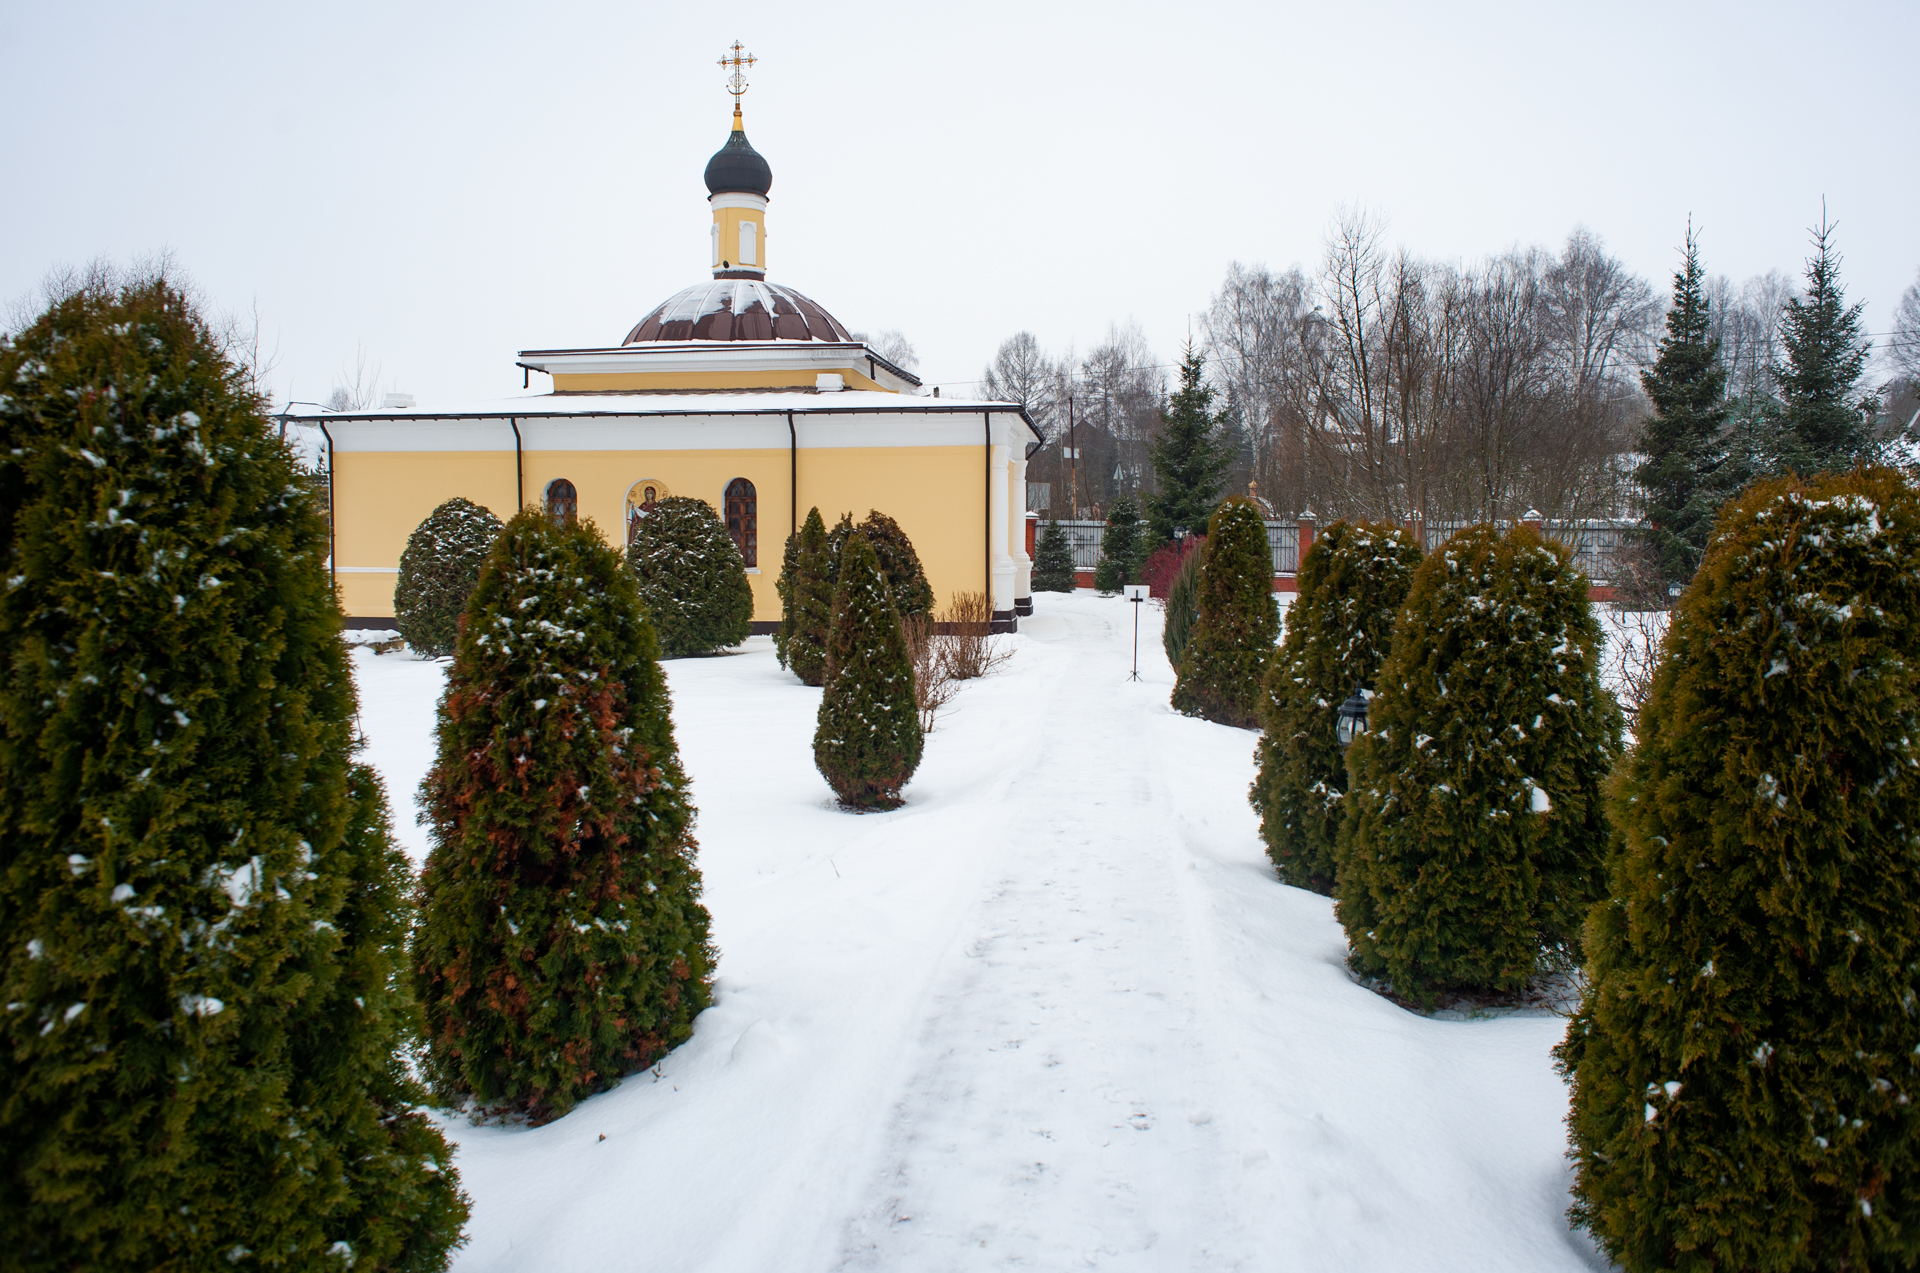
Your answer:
1251,520 -> 1422,894
1092,497 -> 1146,594
826,509 -> 935,617
414,508 -> 715,1121
0,273 -> 467,1266
394,496 -> 503,656
626,495 -> 753,658
1032,518 -> 1076,593
1160,538 -> 1205,670
777,508 -> 833,685
1336,523 -> 1619,1003
814,532 -> 923,809
1171,499 -> 1280,728
1560,469 -> 1920,1270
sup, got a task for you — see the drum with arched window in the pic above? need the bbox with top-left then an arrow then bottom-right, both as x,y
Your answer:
724,478 -> 756,567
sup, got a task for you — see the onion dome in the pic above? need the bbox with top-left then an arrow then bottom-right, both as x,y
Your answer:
704,123 -> 772,197
623,279 -> 851,344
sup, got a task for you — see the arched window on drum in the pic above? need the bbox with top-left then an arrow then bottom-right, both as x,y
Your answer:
545,478 -> 577,527
724,478 -> 757,568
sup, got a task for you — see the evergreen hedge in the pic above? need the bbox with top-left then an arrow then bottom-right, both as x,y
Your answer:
626,495 -> 753,658
1031,519 -> 1076,593
814,532 -> 923,809
1171,499 -> 1279,728
1336,523 -> 1619,1003
0,275 -> 467,1268
1559,469 -> 1920,1271
1092,497 -> 1146,594
414,509 -> 715,1121
394,497 -> 503,657
1251,521 -> 1423,894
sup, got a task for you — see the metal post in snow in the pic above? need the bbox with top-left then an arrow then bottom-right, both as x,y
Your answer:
1124,583 -> 1148,681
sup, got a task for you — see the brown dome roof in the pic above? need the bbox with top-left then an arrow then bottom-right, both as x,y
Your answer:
623,280 -> 852,344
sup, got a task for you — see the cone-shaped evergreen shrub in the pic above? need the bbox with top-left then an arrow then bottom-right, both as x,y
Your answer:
780,508 -> 832,687
1251,521 -> 1422,894
774,527 -> 800,669
826,510 -> 934,617
626,495 -> 752,658
814,532 -> 923,810
1171,499 -> 1280,727
395,497 -> 503,657
1032,518 -> 1076,592
415,509 -> 715,1121
1092,497 -> 1146,593
1559,469 -> 1920,1271
1160,537 -> 1205,670
1337,523 -> 1619,1003
0,274 -> 467,1268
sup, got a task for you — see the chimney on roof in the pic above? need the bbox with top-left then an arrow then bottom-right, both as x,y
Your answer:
382,393 -> 416,409
815,373 -> 844,393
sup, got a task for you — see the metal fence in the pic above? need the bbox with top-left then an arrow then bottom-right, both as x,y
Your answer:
1046,520 -> 1300,576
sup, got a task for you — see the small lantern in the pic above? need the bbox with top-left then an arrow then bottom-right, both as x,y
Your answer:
1335,684 -> 1369,749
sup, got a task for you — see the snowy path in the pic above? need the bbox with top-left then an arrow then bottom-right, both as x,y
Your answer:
350,595 -> 1607,1272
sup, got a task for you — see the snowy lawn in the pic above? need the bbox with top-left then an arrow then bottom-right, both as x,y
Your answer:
350,594 -> 1608,1272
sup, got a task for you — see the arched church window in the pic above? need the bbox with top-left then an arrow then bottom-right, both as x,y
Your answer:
724,478 -> 757,567
545,478 -> 577,527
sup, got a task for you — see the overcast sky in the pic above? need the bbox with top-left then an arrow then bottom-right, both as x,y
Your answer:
2,0 -> 1913,406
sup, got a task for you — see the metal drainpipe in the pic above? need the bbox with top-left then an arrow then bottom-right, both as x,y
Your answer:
787,411 -> 797,536
317,418 -> 336,596
508,417 -> 523,510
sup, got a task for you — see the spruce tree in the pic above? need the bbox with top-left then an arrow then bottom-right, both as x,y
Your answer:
1171,499 -> 1279,728
0,273 -> 467,1268
394,497 -> 504,657
1031,518 -> 1077,592
1336,524 -> 1620,1003
626,494 -> 753,658
1776,214 -> 1875,472
1092,497 -> 1146,593
1636,226 -> 1730,593
414,509 -> 714,1121
1251,521 -> 1422,894
813,532 -> 923,810
784,508 -> 833,687
1147,343 -> 1235,549
1560,468 -> 1920,1271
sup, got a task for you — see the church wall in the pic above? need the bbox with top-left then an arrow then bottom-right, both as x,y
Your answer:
331,450 -> 520,620
794,444 -> 989,615
550,366 -> 889,393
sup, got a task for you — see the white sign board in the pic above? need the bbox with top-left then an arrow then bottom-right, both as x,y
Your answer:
1122,584 -> 1150,602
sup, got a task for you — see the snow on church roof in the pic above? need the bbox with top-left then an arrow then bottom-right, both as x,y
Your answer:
623,279 -> 850,345
281,389 -> 1040,431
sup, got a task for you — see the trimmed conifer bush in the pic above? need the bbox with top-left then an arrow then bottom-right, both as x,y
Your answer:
1159,537 -> 1205,670
1559,468 -> 1920,1271
1251,521 -> 1422,894
1092,497 -> 1146,594
395,496 -> 503,657
1337,523 -> 1619,1003
0,273 -> 467,1268
1171,499 -> 1280,727
626,494 -> 753,658
826,510 -> 934,617
414,508 -> 715,1121
1031,518 -> 1076,592
814,532 -> 923,810
774,526 -> 800,668
783,508 -> 833,686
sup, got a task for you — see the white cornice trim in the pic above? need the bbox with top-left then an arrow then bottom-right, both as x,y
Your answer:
707,192 -> 768,211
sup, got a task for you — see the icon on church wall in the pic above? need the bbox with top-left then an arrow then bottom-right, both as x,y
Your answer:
626,479 -> 670,543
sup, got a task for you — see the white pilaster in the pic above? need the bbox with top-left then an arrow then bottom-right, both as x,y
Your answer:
988,442 -> 1014,614
1010,454 -> 1032,607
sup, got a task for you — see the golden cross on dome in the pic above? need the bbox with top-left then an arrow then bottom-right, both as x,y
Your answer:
719,41 -> 756,101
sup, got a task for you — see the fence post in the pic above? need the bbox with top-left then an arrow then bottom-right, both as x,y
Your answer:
1297,508 -> 1316,562
1522,508 -> 1543,534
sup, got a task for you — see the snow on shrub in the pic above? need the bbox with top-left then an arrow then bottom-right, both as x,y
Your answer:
394,496 -> 503,656
626,495 -> 753,658
414,509 -> 715,1121
1031,518 -> 1076,593
1336,522 -> 1619,1003
814,531 -> 923,809
0,273 -> 467,1266
1251,520 -> 1422,894
1092,497 -> 1147,594
776,506 -> 833,684
1171,499 -> 1280,728
1559,468 -> 1920,1271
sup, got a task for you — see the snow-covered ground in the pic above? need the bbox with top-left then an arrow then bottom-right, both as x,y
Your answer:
350,594 -> 1607,1272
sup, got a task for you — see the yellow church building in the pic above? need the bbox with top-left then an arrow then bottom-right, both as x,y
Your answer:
288,46 -> 1041,633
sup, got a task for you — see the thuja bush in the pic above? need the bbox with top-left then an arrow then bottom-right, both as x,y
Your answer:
1031,518 -> 1076,593
1092,497 -> 1146,593
1251,521 -> 1422,894
827,510 -> 934,617
1337,523 -> 1619,1003
394,497 -> 503,657
626,495 -> 753,658
774,526 -> 800,669
1559,469 -> 1920,1272
1158,537 -> 1205,670
780,508 -> 833,686
414,509 -> 715,1121
0,273 -> 467,1269
1171,499 -> 1279,728
814,532 -> 923,809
